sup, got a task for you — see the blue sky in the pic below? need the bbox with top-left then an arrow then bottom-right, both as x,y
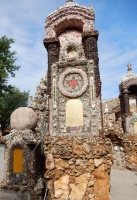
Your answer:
0,0 -> 137,100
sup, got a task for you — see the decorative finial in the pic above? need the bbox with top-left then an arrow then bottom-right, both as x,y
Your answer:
66,0 -> 73,3
104,104 -> 109,113
127,63 -> 132,71
89,5 -> 94,13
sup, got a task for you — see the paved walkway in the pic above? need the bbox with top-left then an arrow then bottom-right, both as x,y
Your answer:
110,166 -> 137,200
0,146 -> 137,199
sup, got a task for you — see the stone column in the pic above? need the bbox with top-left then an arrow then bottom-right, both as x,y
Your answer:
82,33 -> 103,135
43,40 -> 60,97
119,94 -> 125,130
122,89 -> 130,132
123,89 -> 130,114
82,33 -> 101,97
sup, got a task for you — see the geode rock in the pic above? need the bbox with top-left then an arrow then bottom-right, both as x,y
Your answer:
10,107 -> 38,130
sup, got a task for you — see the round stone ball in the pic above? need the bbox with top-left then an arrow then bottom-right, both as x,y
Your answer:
10,107 -> 38,130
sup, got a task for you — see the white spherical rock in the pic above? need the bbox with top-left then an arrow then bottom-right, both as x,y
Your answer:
10,107 -> 38,130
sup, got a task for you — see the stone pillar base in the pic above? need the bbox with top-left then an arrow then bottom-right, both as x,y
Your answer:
44,134 -> 113,200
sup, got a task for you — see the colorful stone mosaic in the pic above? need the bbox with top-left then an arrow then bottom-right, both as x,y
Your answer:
58,68 -> 88,98
45,2 -> 95,39
59,40 -> 85,62
58,30 -> 82,48
52,78 -> 57,109
70,126 -> 78,132
49,60 -> 101,135
64,73 -> 83,93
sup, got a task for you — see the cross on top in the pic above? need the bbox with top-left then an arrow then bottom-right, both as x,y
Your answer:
66,0 -> 73,3
127,63 -> 132,71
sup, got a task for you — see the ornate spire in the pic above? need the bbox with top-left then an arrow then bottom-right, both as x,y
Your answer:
89,5 -> 94,13
127,63 -> 132,71
121,63 -> 135,82
66,0 -> 73,3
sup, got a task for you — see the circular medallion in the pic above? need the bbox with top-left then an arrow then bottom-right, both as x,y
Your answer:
58,68 -> 88,98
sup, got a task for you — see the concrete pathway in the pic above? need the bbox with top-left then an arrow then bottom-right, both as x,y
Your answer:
0,146 -> 137,199
110,166 -> 137,200
0,145 -> 4,182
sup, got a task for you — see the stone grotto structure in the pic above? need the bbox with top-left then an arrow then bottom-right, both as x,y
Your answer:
1,0 -> 137,199
0,1 -> 114,200
103,65 -> 137,170
41,1 -> 113,199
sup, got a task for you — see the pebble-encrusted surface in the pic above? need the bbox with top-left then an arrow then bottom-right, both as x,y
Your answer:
122,134 -> 137,170
0,129 -> 44,197
102,98 -> 120,114
102,98 -> 137,170
45,2 -> 95,39
29,76 -> 49,136
119,67 -> 137,133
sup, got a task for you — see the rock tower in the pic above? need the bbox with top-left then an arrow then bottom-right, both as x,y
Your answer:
43,0 -> 102,136
43,1 -> 113,200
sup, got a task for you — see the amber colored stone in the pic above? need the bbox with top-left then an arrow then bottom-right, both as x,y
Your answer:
13,149 -> 23,173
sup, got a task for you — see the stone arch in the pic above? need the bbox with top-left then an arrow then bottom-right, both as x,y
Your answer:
122,78 -> 137,90
66,99 -> 83,126
45,3 -> 95,39
55,18 -> 84,36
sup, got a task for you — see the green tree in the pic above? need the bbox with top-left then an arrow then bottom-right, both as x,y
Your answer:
0,36 -> 29,135
0,36 -> 20,95
0,87 -> 29,134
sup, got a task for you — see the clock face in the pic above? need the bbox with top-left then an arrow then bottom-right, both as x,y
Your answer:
58,68 -> 88,98
64,73 -> 83,93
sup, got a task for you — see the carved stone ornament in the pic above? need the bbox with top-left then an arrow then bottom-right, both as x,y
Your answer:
59,41 -> 85,62
58,68 -> 88,98
66,0 -> 73,2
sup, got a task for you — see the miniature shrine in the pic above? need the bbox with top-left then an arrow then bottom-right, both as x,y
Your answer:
119,64 -> 137,133
102,65 -> 137,170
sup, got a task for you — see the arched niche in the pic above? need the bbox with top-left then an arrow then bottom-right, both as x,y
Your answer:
128,85 -> 137,113
58,29 -> 85,61
66,99 -> 83,126
128,85 -> 137,95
